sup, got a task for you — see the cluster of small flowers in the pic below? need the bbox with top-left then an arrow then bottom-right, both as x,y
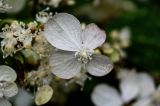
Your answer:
36,7 -> 53,24
0,16 -> 53,59
1,21 -> 37,58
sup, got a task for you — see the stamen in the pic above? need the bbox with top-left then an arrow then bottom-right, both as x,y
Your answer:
75,48 -> 93,64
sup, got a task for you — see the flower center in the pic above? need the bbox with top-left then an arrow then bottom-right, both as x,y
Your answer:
75,48 -> 93,64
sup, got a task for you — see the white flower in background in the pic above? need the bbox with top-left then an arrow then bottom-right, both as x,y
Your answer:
133,85 -> 160,106
118,70 -> 140,102
11,88 -> 34,106
101,27 -> 131,62
0,0 -> 11,13
4,0 -> 26,13
110,27 -> 131,48
36,8 -> 53,23
39,0 -> 62,8
66,0 -> 75,6
91,84 -> 123,106
43,13 -> 113,79
48,0 -> 62,7
91,69 -> 156,106
118,69 -> 155,102
0,65 -> 18,105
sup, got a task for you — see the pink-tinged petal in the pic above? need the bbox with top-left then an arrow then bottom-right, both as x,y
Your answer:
81,23 -> 106,50
138,72 -> 155,98
43,13 -> 82,51
49,50 -> 81,79
91,84 -> 123,106
87,54 -> 113,76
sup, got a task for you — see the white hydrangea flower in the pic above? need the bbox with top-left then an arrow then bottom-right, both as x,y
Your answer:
0,65 -> 18,106
133,84 -> 160,106
43,13 -> 113,79
91,69 -> 156,106
119,70 -> 140,102
0,65 -> 18,98
118,69 -> 155,102
91,84 -> 123,106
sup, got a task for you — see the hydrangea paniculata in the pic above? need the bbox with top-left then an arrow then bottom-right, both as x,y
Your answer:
43,13 -> 113,79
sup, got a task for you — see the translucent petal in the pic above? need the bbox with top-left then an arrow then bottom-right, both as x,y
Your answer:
138,72 -> 155,98
0,98 -> 12,106
35,85 -> 53,106
91,84 -> 123,106
87,54 -> 113,76
43,13 -> 82,51
3,82 -> 18,98
0,65 -> 17,82
50,50 -> 82,79
11,88 -> 34,106
120,71 -> 140,102
81,23 -> 106,50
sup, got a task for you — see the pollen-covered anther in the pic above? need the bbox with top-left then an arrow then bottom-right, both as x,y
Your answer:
75,48 -> 93,64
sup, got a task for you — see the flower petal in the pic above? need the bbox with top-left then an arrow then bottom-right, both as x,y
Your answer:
81,23 -> 106,50
4,82 -> 18,98
87,54 -> 113,76
11,88 -> 34,106
138,72 -> 155,98
133,97 -> 152,106
0,98 -> 12,106
0,65 -> 17,82
0,91 -> 3,98
120,71 -> 140,102
35,85 -> 53,106
91,84 -> 123,106
43,13 -> 82,51
50,50 -> 81,79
